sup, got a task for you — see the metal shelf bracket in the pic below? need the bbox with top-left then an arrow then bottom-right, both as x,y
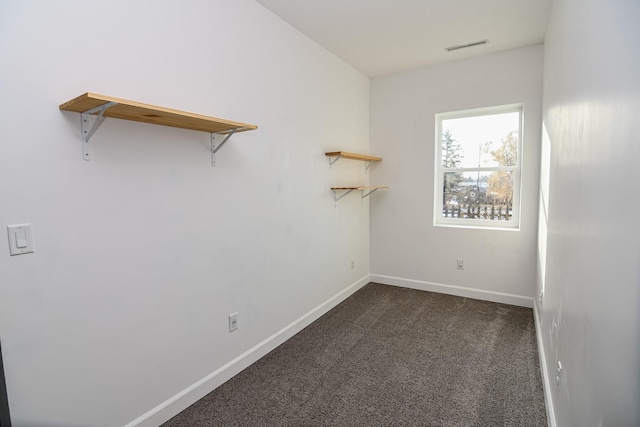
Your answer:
328,155 -> 371,174
361,187 -> 380,199
364,161 -> 372,173
328,155 -> 342,168
332,189 -> 355,208
81,102 -> 118,160
211,129 -> 239,166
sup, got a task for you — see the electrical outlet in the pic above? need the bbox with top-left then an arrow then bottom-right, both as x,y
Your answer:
350,259 -> 355,270
456,258 -> 465,270
539,291 -> 544,305
229,313 -> 238,332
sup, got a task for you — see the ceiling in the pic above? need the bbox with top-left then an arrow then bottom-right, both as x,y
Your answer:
254,0 -> 552,77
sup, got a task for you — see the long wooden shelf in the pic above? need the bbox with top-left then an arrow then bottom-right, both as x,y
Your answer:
60,92 -> 257,163
60,93 -> 257,134
325,152 -> 382,162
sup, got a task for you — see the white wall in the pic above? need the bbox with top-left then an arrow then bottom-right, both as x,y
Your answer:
0,1 -> 370,426
370,45 -> 543,306
538,0 -> 640,425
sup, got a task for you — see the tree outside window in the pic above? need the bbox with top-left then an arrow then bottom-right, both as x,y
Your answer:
435,105 -> 523,229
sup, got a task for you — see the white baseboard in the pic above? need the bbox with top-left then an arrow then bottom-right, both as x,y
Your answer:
125,275 -> 370,427
370,274 -> 533,308
533,303 -> 556,427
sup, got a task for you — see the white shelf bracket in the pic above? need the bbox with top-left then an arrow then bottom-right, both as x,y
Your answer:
328,155 -> 342,168
328,155 -> 372,173
361,188 -> 380,199
332,189 -> 355,208
211,129 -> 239,166
81,101 -> 118,161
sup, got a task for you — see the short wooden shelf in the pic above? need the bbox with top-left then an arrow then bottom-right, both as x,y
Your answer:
60,93 -> 257,134
325,151 -> 382,162
330,186 -> 389,191
330,186 -> 389,206
326,151 -> 386,205
60,92 -> 257,164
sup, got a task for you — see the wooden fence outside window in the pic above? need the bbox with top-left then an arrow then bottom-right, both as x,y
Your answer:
443,204 -> 512,221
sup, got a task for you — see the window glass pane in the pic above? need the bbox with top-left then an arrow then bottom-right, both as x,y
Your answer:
442,112 -> 519,168
442,171 -> 514,220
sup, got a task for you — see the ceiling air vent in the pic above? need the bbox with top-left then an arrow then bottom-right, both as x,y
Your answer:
445,39 -> 489,52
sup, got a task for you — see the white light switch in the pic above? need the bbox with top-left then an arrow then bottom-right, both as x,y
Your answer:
7,224 -> 34,256
15,230 -> 27,248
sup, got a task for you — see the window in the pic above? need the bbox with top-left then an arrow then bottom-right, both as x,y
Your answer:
434,104 -> 523,229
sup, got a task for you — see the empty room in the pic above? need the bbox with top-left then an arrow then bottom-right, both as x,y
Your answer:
1,0 -> 638,426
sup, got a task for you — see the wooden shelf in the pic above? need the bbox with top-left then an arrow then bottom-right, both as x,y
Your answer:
325,151 -> 382,162
60,92 -> 257,164
327,151 -> 386,205
330,186 -> 388,206
60,93 -> 257,134
331,186 -> 389,191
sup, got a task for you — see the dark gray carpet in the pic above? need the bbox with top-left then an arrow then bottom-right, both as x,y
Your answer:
163,283 -> 547,426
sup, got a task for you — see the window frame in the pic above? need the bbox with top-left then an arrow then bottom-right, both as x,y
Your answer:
434,103 -> 524,230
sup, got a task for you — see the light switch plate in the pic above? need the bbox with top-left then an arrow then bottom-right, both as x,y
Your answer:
7,224 -> 34,256
229,313 -> 238,332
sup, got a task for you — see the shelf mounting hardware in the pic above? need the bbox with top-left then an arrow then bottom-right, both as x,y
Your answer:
364,161 -> 372,173
81,102 -> 118,160
361,187 -> 380,199
328,155 -> 342,168
211,129 -> 238,166
332,188 -> 355,208
328,154 -> 371,172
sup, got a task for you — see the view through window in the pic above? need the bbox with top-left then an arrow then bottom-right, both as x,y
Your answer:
435,104 -> 523,229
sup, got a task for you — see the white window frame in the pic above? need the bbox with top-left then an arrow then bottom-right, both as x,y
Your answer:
434,103 -> 523,230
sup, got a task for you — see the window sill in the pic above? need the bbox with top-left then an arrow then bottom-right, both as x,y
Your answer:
434,221 -> 520,231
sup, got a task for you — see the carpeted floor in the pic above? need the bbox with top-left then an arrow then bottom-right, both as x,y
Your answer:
163,283 -> 547,426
